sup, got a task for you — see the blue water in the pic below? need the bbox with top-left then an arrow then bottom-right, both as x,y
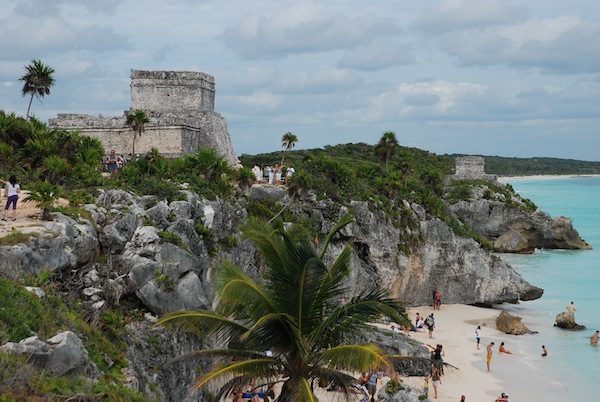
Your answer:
496,176 -> 600,400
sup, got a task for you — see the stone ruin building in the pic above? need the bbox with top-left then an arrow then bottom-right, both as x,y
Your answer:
451,156 -> 497,182
48,70 -> 238,165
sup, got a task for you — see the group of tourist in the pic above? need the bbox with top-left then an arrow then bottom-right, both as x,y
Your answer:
251,164 -> 295,185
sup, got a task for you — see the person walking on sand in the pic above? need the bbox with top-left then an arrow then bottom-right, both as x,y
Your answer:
486,342 -> 494,372
591,330 -> 599,346
475,325 -> 482,350
0,175 -> 21,221
541,345 -> 548,356
430,366 -> 442,399
459,396 -> 466,402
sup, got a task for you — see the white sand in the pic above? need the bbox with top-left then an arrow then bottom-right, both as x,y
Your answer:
397,304 -> 513,402
316,304 -> 526,402
497,174 -> 600,182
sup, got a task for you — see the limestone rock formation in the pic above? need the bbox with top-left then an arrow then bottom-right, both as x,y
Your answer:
344,201 -> 543,306
0,211 -> 99,281
449,196 -> 590,253
0,331 -> 97,377
496,311 -> 530,335
554,311 -> 586,330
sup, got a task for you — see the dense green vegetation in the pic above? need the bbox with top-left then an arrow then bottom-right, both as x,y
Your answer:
0,275 -> 146,400
448,154 -> 600,176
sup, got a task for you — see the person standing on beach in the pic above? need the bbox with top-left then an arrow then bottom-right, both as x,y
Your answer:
486,342 -> 494,372
542,345 -> 548,356
425,313 -> 435,338
591,330 -> 599,346
430,366 -> 442,399
475,325 -> 482,350
459,396 -> 466,402
0,175 -> 21,221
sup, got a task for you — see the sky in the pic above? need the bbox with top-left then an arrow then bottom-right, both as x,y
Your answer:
1,0 -> 599,161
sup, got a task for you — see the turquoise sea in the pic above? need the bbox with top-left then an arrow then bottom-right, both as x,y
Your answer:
495,176 -> 600,400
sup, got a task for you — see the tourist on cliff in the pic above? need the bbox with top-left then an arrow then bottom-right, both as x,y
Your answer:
0,175 -> 21,221
252,165 -> 262,183
107,149 -> 118,174
274,164 -> 282,185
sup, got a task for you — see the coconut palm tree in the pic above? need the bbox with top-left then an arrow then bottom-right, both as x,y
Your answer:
125,109 -> 150,156
375,131 -> 399,172
280,132 -> 298,166
19,59 -> 55,120
158,213 -> 409,401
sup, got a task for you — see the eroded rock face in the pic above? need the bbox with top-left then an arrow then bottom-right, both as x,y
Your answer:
496,311 -> 530,335
0,331 -> 97,377
449,198 -> 591,253
340,201 -> 543,307
0,212 -> 99,280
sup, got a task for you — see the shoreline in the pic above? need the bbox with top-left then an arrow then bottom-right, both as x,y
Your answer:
393,304 -> 548,402
497,174 -> 600,182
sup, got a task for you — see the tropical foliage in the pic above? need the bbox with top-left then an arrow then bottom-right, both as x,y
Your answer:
158,213 -> 409,401
126,109 -> 150,156
280,131 -> 298,166
19,59 -> 55,120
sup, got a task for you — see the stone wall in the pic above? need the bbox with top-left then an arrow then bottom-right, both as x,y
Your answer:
48,70 -> 237,165
130,70 -> 215,115
451,156 -> 497,182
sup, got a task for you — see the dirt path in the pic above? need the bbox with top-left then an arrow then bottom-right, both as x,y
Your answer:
0,191 -> 48,237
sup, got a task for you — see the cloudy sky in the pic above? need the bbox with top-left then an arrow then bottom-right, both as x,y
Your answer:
1,0 -> 599,160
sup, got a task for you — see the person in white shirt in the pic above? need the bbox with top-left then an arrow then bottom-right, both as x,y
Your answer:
0,175 -> 21,221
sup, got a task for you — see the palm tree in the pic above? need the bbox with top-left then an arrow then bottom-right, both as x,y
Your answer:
158,213 -> 409,401
375,131 -> 399,172
125,109 -> 150,156
280,132 -> 298,166
23,181 -> 63,221
19,59 -> 55,120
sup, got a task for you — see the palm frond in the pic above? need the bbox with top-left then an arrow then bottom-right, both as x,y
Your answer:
317,343 -> 391,372
191,359 -> 279,392
294,377 -> 318,402
156,310 -> 248,338
319,211 -> 354,259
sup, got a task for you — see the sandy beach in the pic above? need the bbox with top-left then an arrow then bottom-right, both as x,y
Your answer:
397,304 -> 515,402
498,174 -> 600,182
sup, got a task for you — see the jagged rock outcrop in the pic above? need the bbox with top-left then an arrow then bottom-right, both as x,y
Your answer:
554,311 -> 586,330
496,311 -> 530,335
0,211 -> 99,280
0,331 -> 98,377
449,197 -> 591,253
343,201 -> 543,306
124,319 -> 208,402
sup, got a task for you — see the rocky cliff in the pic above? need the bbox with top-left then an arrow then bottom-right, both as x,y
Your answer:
0,186 -> 554,400
446,183 -> 591,253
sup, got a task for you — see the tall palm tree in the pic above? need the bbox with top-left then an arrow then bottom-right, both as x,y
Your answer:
19,59 -> 55,120
375,131 -> 399,172
280,132 -> 298,166
126,109 -> 150,156
158,213 -> 409,402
